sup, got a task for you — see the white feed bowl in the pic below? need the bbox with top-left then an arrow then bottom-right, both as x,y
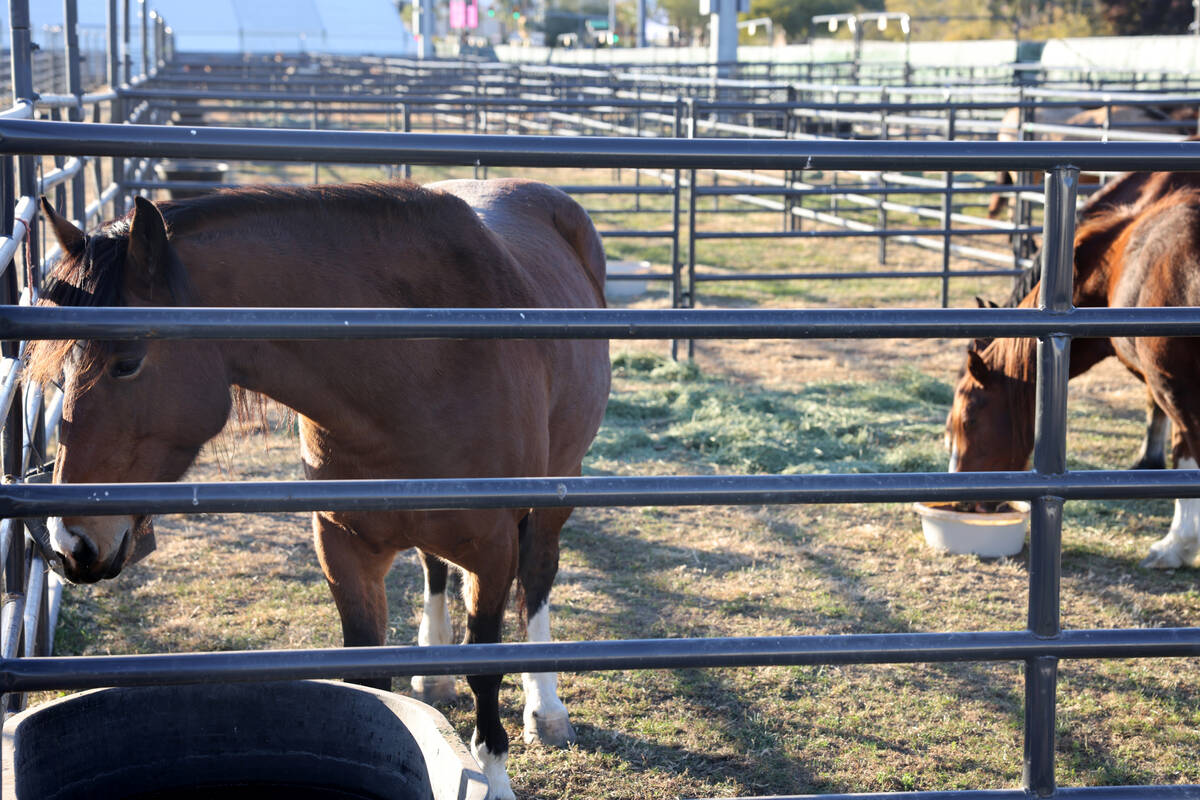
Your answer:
606,260 -> 652,299
913,501 -> 1031,557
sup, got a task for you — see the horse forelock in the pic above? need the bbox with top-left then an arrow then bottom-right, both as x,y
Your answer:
24,224 -> 131,389
23,212 -> 190,390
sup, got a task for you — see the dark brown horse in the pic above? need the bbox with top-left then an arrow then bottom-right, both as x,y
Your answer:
947,187 -> 1200,569
28,179 -> 612,800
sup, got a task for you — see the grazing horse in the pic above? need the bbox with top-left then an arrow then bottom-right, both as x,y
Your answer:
27,179 -> 612,800
993,171 -> 1200,470
947,188 -> 1200,569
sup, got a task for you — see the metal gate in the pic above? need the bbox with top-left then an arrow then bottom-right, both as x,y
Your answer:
2,118 -> 1200,799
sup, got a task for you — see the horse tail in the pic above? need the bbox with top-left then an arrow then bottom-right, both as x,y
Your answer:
549,192 -> 608,308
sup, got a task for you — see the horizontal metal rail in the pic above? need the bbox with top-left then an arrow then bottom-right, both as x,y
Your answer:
3,628 -> 1198,692
9,305 -> 1200,341
4,119 -> 1200,172
3,469 -> 1200,518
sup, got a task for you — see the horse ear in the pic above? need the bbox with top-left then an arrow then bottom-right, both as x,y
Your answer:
973,296 -> 999,309
126,196 -> 169,294
986,299 -> 999,309
39,196 -> 84,255
966,349 -> 990,386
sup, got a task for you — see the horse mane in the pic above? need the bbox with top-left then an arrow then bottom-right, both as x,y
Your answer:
22,216 -> 193,390
24,181 -> 447,392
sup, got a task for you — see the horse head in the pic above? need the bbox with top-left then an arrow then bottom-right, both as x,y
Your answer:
32,198 -> 232,583
946,342 -> 1035,476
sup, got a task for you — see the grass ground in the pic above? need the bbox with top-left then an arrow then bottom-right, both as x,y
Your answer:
38,163 -> 1200,798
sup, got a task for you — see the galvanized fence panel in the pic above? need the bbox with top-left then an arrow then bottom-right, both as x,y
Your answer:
1,115 -> 1199,799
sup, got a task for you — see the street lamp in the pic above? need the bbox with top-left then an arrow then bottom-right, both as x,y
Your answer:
812,11 -> 911,82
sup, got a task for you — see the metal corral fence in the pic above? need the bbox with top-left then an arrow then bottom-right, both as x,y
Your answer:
3,8 -> 1200,799
5,119 -> 1200,800
97,50 -> 1200,313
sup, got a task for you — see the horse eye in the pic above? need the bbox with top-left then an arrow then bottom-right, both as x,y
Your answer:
110,357 -> 144,380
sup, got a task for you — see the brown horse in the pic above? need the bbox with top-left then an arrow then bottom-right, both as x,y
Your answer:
947,187 -> 1200,569
995,171 -> 1200,470
27,179 -> 612,800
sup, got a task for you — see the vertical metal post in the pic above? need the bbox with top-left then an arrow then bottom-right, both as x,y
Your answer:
684,97 -> 697,360
940,104 -> 956,308
401,103 -> 411,180
63,0 -> 88,226
3,1 -> 30,720
140,0 -> 148,78
122,0 -> 131,84
106,0 -> 119,88
311,88 -> 320,184
1023,165 -> 1077,799
670,98 -> 684,321
877,88 -> 889,266
107,0 -> 125,217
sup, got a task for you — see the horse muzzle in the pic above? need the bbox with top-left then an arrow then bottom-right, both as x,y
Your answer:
47,515 -> 156,584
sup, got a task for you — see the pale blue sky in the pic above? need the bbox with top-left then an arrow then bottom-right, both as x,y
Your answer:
7,0 -> 416,54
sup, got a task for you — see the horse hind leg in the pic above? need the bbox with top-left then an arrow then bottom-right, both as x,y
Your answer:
459,532 -> 519,800
517,508 -> 576,748
410,550 -> 458,704
1142,418 -> 1200,569
1130,393 -> 1170,470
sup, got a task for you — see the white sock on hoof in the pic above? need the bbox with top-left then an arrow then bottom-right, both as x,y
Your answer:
522,604 -> 573,744
471,731 -> 515,800
412,589 -> 457,699
1143,457 -> 1200,569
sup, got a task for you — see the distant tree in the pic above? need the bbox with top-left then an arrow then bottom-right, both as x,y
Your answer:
1098,0 -> 1193,34
748,0 -> 882,41
657,0 -> 706,43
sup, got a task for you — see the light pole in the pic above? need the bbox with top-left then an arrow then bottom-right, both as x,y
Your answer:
812,12 -> 910,82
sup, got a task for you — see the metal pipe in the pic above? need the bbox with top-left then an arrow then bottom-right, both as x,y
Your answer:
0,194 -> 36,273
0,593 -> 23,661
5,119 -> 1200,173
7,468 -> 1200,519
2,627 -> 1198,693
20,552 -> 43,658
13,305 -> 1200,342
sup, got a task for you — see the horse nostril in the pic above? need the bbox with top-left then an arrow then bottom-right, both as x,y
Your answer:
67,528 -> 99,569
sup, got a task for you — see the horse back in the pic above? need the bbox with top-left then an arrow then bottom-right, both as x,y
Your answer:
1110,191 -> 1200,310
428,178 -> 606,309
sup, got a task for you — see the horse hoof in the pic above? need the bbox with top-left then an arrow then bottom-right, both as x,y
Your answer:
1141,547 -> 1183,570
1130,456 -> 1166,471
524,711 -> 576,747
411,675 -> 457,704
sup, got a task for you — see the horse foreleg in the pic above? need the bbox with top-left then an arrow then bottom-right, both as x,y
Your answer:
411,549 -> 458,703
312,512 -> 393,692
517,508 -> 575,747
462,557 -> 518,800
1130,392 -> 1170,470
1141,419 -> 1200,569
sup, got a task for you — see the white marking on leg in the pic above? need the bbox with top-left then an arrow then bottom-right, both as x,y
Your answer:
419,589 -> 453,646
522,603 -> 573,745
471,732 -> 515,800
411,588 -> 456,701
1143,456 -> 1200,569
